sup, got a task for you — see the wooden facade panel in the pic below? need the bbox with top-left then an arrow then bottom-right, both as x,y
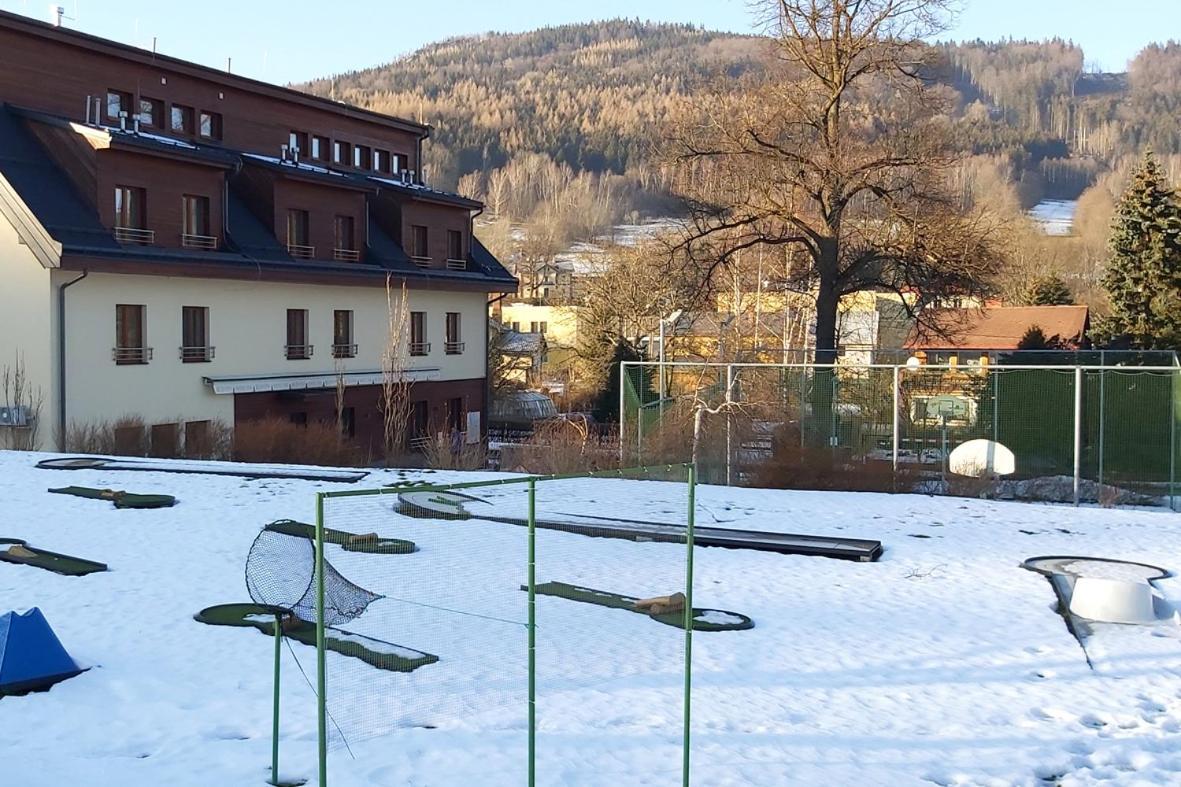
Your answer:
232,378 -> 485,455
401,202 -> 469,269
273,179 -> 367,262
96,149 -> 225,247
0,23 -> 420,170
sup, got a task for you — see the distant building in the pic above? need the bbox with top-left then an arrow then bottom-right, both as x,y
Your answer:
0,10 -> 515,454
906,305 -> 1091,362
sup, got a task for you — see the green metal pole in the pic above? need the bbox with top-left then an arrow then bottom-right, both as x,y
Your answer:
527,478 -> 537,787
315,494 -> 327,787
270,613 -> 282,786
682,463 -> 696,787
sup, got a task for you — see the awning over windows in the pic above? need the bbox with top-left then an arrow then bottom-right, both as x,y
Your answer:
203,368 -> 440,395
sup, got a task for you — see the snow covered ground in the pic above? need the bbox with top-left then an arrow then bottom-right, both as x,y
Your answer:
2,450 -> 1181,786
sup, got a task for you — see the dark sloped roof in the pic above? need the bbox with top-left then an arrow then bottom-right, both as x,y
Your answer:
0,103 -> 516,290
0,105 -> 111,250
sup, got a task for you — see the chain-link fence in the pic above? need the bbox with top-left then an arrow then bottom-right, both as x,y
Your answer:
623,361 -> 1180,509
309,465 -> 698,786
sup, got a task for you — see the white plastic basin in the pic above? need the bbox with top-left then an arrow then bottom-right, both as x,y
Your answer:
1069,577 -> 1157,624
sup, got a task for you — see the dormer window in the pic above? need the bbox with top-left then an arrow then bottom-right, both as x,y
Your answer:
311,135 -> 329,161
289,131 -> 308,158
139,97 -> 163,127
374,149 -> 391,173
171,104 -> 194,134
106,89 -> 131,120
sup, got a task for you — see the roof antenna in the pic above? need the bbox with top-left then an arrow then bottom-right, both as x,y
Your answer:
49,4 -> 67,26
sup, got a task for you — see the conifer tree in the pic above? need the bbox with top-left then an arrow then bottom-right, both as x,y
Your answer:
1024,274 -> 1073,305
1093,151 -> 1181,350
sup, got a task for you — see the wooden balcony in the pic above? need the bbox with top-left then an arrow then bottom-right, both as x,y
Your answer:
113,226 -> 154,245
287,243 -> 315,260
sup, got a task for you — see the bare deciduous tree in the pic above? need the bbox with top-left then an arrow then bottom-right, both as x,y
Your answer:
381,277 -> 415,463
665,0 -> 1007,364
1,354 -> 44,451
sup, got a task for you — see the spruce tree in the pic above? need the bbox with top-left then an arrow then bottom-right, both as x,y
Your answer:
1093,151 -> 1181,350
1024,274 -> 1073,305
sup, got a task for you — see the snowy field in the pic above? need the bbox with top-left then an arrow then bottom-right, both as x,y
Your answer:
2,450 -> 1181,786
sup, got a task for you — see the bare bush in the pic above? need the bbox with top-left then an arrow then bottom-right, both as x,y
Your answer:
498,417 -> 616,474
420,430 -> 486,471
1,354 -> 44,451
232,417 -> 364,467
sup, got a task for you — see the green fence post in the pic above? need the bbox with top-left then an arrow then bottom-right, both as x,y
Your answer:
527,477 -> 537,787
682,463 -> 696,787
315,493 -> 327,787
270,613 -> 283,786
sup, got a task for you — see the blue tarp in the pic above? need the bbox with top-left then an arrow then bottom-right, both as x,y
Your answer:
0,608 -> 81,695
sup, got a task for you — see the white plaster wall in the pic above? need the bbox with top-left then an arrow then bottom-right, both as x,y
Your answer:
0,218 -> 54,449
61,272 -> 488,428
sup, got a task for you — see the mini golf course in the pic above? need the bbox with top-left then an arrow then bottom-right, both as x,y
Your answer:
527,582 -> 754,632
263,520 -> 416,555
399,489 -> 884,562
194,604 -> 438,673
0,538 -> 107,576
48,486 -> 177,509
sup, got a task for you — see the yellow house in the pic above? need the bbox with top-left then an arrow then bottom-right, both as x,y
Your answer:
499,303 -> 583,349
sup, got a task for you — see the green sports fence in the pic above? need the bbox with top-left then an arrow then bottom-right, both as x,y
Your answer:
311,464 -> 698,785
622,362 -> 1180,508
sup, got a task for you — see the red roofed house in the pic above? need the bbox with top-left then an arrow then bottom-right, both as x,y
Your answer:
906,305 -> 1090,363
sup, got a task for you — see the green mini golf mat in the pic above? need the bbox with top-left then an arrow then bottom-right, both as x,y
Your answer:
194,604 -> 437,672
263,519 -> 416,554
0,538 -> 108,576
526,582 -> 754,632
48,485 -> 177,509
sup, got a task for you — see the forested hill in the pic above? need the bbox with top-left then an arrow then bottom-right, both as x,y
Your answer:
296,20 -> 764,186
296,21 -> 1181,201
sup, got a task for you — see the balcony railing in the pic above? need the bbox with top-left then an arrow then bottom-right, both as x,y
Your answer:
181,233 -> 218,250
179,345 -> 215,363
445,341 -> 465,355
411,256 -> 431,268
446,258 -> 467,271
332,343 -> 358,359
409,341 -> 431,357
114,226 -> 155,245
287,243 -> 315,260
285,344 -> 314,360
333,248 -> 360,262
113,346 -> 153,364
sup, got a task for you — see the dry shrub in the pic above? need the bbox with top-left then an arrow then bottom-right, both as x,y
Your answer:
60,420 -> 114,454
499,418 -> 615,474
420,431 -> 487,471
751,424 -> 922,493
945,473 -> 1001,499
232,417 -> 364,467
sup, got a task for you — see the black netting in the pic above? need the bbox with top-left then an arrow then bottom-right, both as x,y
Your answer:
245,529 -> 382,626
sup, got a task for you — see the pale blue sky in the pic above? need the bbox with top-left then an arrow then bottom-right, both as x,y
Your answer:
2,0 -> 1176,83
